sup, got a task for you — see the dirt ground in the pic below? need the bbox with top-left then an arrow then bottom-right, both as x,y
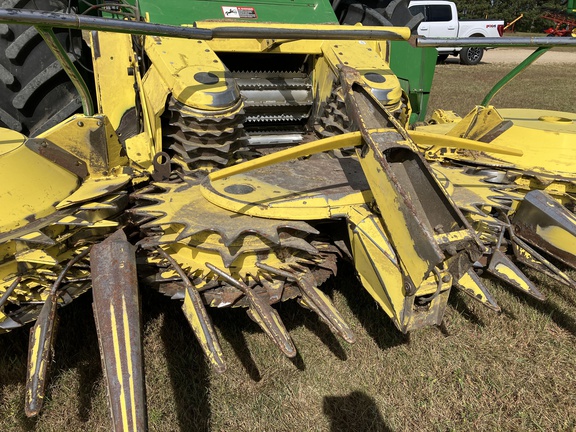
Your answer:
484,47 -> 576,64
444,47 -> 576,64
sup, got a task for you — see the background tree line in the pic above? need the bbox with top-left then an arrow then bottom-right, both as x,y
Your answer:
454,0 -> 570,32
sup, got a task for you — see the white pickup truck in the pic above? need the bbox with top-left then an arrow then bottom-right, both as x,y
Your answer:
408,1 -> 504,65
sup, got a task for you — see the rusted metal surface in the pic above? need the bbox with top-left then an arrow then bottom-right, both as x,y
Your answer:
25,248 -> 90,417
339,66 -> 483,285
513,190 -> 576,269
0,277 -> 20,309
157,248 -> 226,373
25,138 -> 89,178
256,262 -> 355,343
91,230 -> 146,432
206,262 -> 297,357
151,152 -> 172,182
487,249 -> 545,300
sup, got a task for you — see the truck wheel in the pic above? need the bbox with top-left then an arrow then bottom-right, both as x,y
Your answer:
333,0 -> 424,33
0,0 -> 90,136
459,47 -> 484,65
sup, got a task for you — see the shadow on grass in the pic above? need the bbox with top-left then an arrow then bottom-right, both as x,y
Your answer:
214,307 -> 263,381
0,293 -> 103,430
0,322 -> 37,431
481,272 -> 576,337
331,262 -> 409,352
523,295 -> 576,337
53,294 -> 102,422
149,291 -> 211,432
323,391 -> 392,432
301,311 -> 348,361
448,290 -> 488,327
213,295 -> 348,377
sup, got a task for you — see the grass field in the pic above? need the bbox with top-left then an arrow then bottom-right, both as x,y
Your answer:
1,61 -> 575,431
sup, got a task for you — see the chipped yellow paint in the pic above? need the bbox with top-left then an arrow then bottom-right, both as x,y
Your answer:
122,296 -> 138,431
536,225 -> 576,256
110,302 -> 130,432
357,142 -> 435,287
418,107 -> 576,179
458,271 -> 486,301
37,115 -> 128,178
204,173 -> 371,221
321,40 -> 402,107
411,130 -> 523,156
144,37 -> 232,109
15,250 -> 57,265
28,324 -> 42,389
494,263 -> 530,291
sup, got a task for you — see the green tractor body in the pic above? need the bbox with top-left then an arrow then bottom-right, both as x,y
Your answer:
0,2 -> 575,431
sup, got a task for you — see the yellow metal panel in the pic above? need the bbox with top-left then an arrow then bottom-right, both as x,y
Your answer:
446,106 -> 507,141
321,41 -> 402,107
347,206 -> 404,322
419,107 -> 576,179
37,116 -> 128,178
411,130 -> 523,156
141,65 -> 171,159
144,36 -> 232,109
204,174 -> 371,220
206,38 -> 325,54
90,32 -> 137,130
195,22 -> 411,40
0,128 -> 78,232
356,144 -> 435,287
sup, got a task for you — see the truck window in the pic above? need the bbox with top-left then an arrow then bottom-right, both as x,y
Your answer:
426,5 -> 452,22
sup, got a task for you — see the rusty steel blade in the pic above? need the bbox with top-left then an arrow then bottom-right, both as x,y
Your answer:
487,249 -> 545,301
157,248 -> 226,373
25,295 -> 58,417
513,190 -> 576,270
256,263 -> 355,344
454,269 -> 501,312
0,276 -> 20,309
511,235 -> 576,289
91,230 -> 146,432
25,248 -> 89,417
205,262 -> 296,358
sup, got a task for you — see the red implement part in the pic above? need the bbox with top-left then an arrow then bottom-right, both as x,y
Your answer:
541,12 -> 576,36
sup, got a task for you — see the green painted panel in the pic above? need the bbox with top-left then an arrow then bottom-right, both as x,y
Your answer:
389,41 -> 437,123
135,0 -> 338,25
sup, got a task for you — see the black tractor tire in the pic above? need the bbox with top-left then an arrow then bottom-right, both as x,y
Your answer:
459,47 -> 484,65
0,0 -> 91,136
332,0 -> 424,33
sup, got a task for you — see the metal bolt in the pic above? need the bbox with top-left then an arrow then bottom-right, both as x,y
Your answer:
77,121 -> 84,127
97,121 -> 103,127
442,275 -> 451,283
